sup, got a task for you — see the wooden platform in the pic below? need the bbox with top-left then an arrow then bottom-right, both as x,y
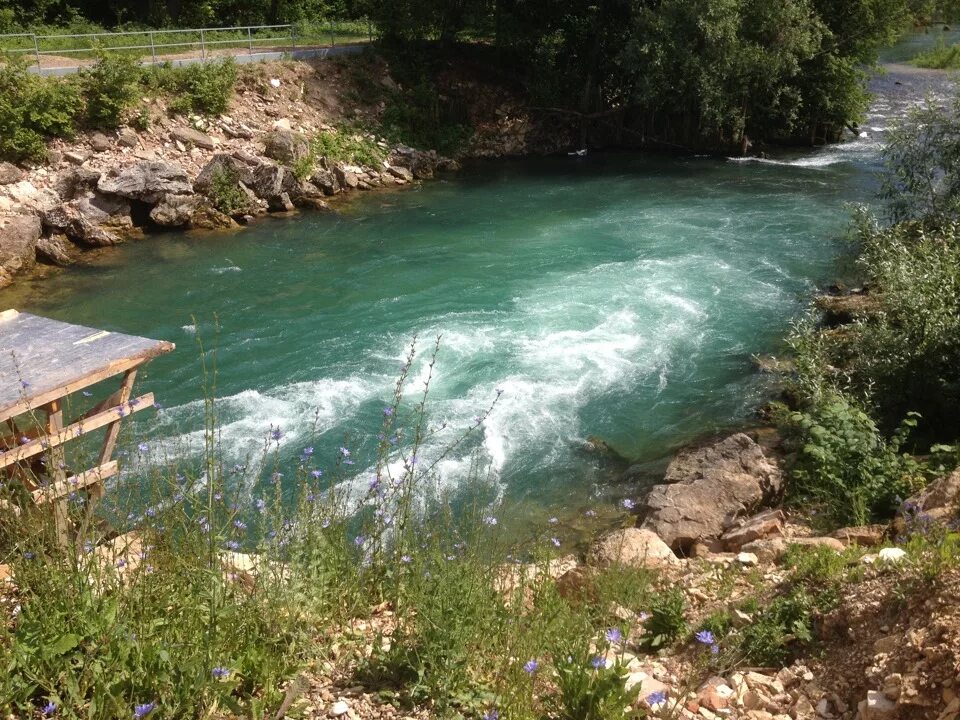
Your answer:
1,309 -> 174,545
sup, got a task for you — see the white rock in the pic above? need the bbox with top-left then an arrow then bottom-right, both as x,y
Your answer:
877,547 -> 907,563
329,700 -> 349,717
270,78 -> 281,88
736,551 -> 759,566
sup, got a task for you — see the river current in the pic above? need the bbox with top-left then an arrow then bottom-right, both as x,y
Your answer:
1,55 -> 953,525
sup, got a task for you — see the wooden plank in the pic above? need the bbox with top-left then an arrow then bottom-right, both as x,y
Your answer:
33,461 -> 119,505
44,399 -> 70,545
0,311 -> 174,421
0,393 -> 154,469
93,368 -> 138,502
0,354 -> 170,424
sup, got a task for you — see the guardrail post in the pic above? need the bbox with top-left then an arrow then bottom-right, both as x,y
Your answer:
200,28 -> 206,60
32,34 -> 40,70
247,27 -> 253,53
149,31 -> 157,64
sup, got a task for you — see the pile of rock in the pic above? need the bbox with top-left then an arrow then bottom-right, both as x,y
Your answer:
0,123 -> 456,290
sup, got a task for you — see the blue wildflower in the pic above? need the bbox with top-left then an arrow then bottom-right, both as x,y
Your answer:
211,666 -> 231,679
591,656 -> 607,669
383,407 -> 394,417
133,703 -> 155,718
523,659 -> 538,674
41,701 -> 56,715
695,630 -> 715,645
311,469 -> 322,479
605,627 -> 623,644
551,537 -> 560,547
483,515 -> 498,526
622,498 -> 636,510
646,690 -> 667,706
270,427 -> 282,441
483,710 -> 499,720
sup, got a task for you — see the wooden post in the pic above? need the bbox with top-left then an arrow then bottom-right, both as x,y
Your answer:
43,399 -> 71,546
92,368 -> 138,501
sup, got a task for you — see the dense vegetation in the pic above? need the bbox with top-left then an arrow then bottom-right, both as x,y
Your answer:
776,94 -> 960,527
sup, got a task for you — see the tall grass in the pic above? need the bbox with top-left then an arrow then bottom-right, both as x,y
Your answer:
910,38 -> 960,69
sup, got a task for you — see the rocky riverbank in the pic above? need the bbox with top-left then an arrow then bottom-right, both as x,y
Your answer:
0,53 -> 570,292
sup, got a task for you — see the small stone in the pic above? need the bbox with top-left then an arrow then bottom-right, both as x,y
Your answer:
858,690 -> 896,720
736,551 -> 759,566
877,547 -> 907,563
65,150 -> 92,165
89,132 -> 112,152
0,162 -> 24,185
330,700 -> 349,717
171,127 -> 216,150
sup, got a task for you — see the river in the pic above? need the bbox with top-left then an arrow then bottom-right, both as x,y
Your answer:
1,51 -> 953,530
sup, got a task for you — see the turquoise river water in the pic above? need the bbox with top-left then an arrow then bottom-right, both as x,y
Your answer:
1,60 -> 953,525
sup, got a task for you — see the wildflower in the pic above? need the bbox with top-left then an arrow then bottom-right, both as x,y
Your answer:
133,702 -> 156,718
622,498 -> 636,510
354,535 -> 365,547
116,559 -> 126,569
20,380 -> 29,388
638,611 -> 650,621
137,442 -> 149,453
224,540 -> 240,551
145,507 -> 156,518
234,519 -> 247,531
270,427 -> 283,441
400,555 -> 412,563
695,630 -> 715,645
483,515 -> 498,526
591,656 -> 607,669
321,518 -> 331,529
523,659 -> 538,674
303,446 -> 314,456
383,407 -> 394,417
339,447 -> 350,457
83,540 -> 94,553
710,643 -> 720,654
82,390 -> 93,397
153,402 -> 162,410
584,509 -> 596,517
255,498 -> 266,512
42,701 -> 56,715
19,435 -> 29,445
605,627 -> 623,644
483,710 -> 499,720
646,690 -> 667,706
211,666 -> 231,679
214,492 -> 223,501
548,516 -> 558,524
311,469 -> 323,479
551,537 -> 561,547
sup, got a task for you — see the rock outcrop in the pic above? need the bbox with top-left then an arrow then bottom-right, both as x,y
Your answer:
0,215 -> 41,288
97,160 -> 192,204
640,434 -> 784,553
589,528 -> 681,569
263,129 -> 310,164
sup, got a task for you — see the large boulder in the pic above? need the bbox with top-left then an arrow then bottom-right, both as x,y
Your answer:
0,162 -> 24,185
640,433 -> 784,553
36,234 -> 77,266
150,193 -> 237,230
97,160 -> 191,204
194,154 -> 256,193
309,168 -> 341,195
0,214 -> 41,288
389,146 -> 439,180
248,164 -> 298,211
589,528 -> 680,569
907,470 -> 960,522
263,129 -> 310,164
171,127 -> 216,150
42,192 -> 137,246
55,167 -> 102,201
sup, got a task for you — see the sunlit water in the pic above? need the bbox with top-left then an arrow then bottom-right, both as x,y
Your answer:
1,47 -> 953,526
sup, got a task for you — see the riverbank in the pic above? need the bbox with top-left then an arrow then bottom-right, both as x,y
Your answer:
0,49 -> 575,292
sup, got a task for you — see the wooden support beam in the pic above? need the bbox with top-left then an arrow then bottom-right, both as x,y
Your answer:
44,399 -> 70,546
32,461 -> 119,505
95,369 -> 138,501
0,393 -> 154,469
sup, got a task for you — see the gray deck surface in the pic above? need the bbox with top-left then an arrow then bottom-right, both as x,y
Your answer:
0,310 -> 172,416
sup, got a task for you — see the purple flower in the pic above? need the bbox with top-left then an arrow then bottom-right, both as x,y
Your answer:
42,701 -> 56,715
82,390 -> 93,397
605,627 -> 623,644
483,710 -> 499,720
383,407 -> 394,417
548,517 -> 558,524
550,537 -> 560,547
584,509 -> 597,517
311,470 -> 323,479
622,498 -> 636,510
400,554 -> 412,563
710,643 -> 720,654
590,656 -> 607,669
354,535 -> 365,547
133,703 -> 156,718
233,519 -> 247,531
646,690 -> 667,705
302,446 -> 314,456
211,666 -> 231,679
137,443 -> 149,453
255,498 -> 266,512
270,427 -> 282,441
224,540 -> 240,551
339,447 -> 350,457
483,515 -> 498,526
695,630 -> 715,645
523,659 -> 538,674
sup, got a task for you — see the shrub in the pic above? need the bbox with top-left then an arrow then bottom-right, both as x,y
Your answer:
0,56 -> 80,162
311,127 -> 385,168
642,586 -> 687,649
778,391 -> 926,528
207,167 -> 249,215
81,51 -> 142,128
166,59 -> 237,116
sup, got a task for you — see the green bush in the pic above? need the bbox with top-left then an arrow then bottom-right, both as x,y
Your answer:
0,56 -> 80,162
778,391 -> 926,528
642,586 -> 687,649
81,51 -> 143,128
311,126 -> 385,168
166,59 -> 238,116
207,167 -> 249,215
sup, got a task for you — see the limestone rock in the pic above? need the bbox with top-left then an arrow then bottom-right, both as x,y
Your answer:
249,164 -> 299,211
171,126 -> 216,150
0,214 -> 41,288
310,168 -> 341,195
788,537 -> 845,553
117,128 -> 141,148
36,234 -> 77,266
698,677 -> 735,712
334,166 -> 359,189
740,538 -> 788,563
42,192 -> 136,246
857,690 -> 896,720
589,528 -> 680,569
98,160 -> 191,204
722,509 -> 785,551
89,132 -> 113,153
908,470 -> 960,521
150,193 -> 237,230
387,164 -> 414,182
263,129 -> 310,164
55,166 -> 102,201
0,161 -> 24,185
640,434 -> 783,552
65,150 -> 92,165
832,525 -> 886,547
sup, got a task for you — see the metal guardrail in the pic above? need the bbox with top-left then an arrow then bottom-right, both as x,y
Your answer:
0,21 -> 372,70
